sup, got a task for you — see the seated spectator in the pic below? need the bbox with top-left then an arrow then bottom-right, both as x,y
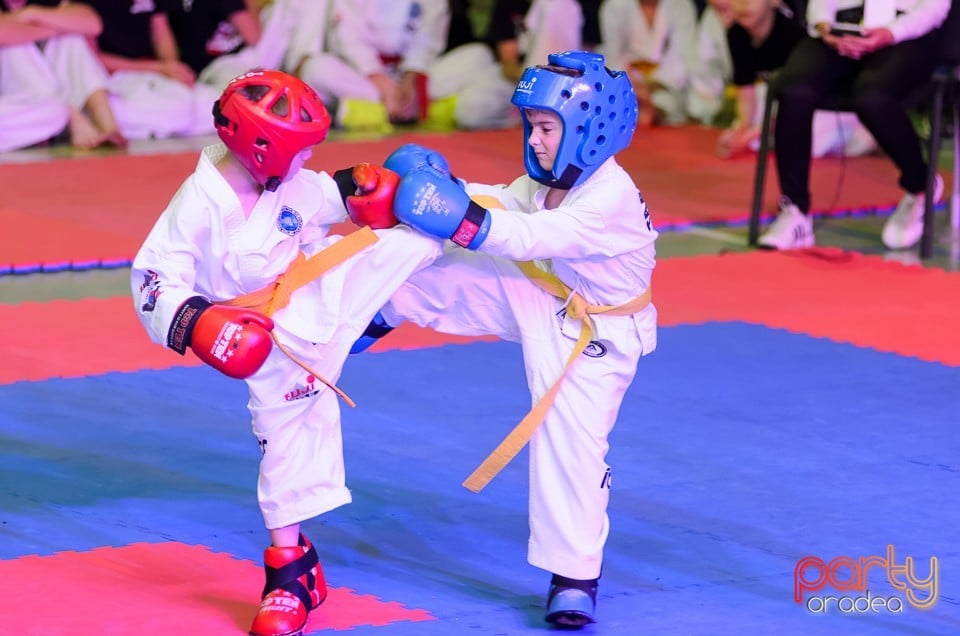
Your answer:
599,0 -> 700,126
282,0 -> 334,80
426,0 -> 501,130
703,0 -> 875,159
0,0 -> 126,150
161,0 -> 294,93
85,0 -> 218,140
0,11 -> 68,151
759,0 -> 950,251
685,0 -> 734,126
288,0 -> 450,132
288,0 -> 596,133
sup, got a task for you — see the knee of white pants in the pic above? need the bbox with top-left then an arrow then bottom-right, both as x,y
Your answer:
0,44 -> 58,97
198,54 -> 255,94
455,75 -> 518,130
300,55 -> 378,102
430,44 -> 497,98
43,35 -> 109,109
336,227 -> 444,321
108,73 -> 197,139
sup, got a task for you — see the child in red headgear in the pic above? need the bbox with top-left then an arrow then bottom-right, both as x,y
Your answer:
130,69 -> 442,636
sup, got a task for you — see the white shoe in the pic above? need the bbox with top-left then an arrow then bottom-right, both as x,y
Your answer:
881,174 -> 944,250
758,199 -> 815,250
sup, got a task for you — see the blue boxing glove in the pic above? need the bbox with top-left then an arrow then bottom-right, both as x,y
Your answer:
384,143 -> 451,178
394,166 -> 490,249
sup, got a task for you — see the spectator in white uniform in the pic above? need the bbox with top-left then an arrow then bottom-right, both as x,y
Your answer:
290,0 -> 450,133
0,0 -> 126,150
599,0 -> 700,126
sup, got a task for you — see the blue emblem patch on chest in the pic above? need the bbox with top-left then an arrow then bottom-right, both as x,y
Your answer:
583,341 -> 608,358
277,206 -> 303,235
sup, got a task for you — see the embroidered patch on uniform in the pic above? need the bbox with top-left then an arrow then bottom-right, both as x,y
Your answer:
277,206 -> 303,235
284,374 -> 320,402
138,270 -> 163,312
583,341 -> 608,358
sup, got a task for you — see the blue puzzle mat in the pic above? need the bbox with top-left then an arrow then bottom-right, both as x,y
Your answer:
1,322 -> 957,635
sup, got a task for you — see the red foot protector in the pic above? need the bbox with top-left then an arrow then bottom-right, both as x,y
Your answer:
0,542 -> 434,634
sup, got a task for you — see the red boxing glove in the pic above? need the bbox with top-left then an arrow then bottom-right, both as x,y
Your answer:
167,297 -> 274,379
346,163 -> 400,229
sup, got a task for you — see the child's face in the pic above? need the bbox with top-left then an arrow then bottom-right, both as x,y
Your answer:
525,109 -> 563,172
284,147 -> 313,181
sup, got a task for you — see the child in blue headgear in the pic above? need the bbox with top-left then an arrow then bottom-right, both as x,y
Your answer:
359,50 -> 657,627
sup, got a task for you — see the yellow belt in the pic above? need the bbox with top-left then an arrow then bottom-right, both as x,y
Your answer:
462,259 -> 652,493
220,227 -> 378,408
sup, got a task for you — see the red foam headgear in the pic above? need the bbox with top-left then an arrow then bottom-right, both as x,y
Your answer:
213,70 -> 332,191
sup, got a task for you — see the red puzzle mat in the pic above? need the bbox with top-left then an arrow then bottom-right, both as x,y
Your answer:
0,543 -> 434,635
0,126 -> 917,273
2,249 -> 958,385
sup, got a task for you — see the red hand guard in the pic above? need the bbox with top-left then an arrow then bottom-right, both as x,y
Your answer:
192,305 -> 273,379
345,163 -> 400,229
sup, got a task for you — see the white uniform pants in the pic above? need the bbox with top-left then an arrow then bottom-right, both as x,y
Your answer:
299,53 -> 381,105
40,34 -> 109,110
0,34 -> 106,153
246,227 -> 443,530
107,71 -> 218,140
0,44 -> 68,152
382,249 -> 648,580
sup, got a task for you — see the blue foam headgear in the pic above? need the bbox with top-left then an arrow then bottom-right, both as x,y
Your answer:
510,51 -> 638,189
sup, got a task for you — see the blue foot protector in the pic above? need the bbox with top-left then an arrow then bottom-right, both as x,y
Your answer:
349,311 -> 395,354
545,574 -> 598,628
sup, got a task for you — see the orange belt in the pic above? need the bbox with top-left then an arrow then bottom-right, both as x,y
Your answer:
221,227 -> 379,408
461,259 -> 652,493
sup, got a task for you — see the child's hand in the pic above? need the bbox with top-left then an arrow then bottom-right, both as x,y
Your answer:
837,27 -> 895,59
158,60 -> 197,86
395,72 -> 425,123
369,72 -> 401,118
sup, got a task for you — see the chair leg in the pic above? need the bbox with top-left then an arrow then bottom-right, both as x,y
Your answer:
748,86 -> 777,247
920,82 -> 945,259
